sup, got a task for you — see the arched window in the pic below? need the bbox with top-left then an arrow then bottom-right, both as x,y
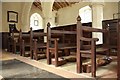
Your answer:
30,13 -> 43,30
79,6 -> 92,23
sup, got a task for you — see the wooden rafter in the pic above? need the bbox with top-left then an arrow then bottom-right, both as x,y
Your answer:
53,3 -> 58,10
64,0 -> 72,6
56,0 -> 65,8
61,0 -> 68,7
33,2 -> 42,11
55,2 -> 63,9
33,0 -> 78,11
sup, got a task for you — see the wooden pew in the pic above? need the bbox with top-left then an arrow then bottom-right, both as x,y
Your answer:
76,16 -> 109,77
8,26 -> 30,55
8,28 -> 29,55
51,23 -> 92,45
30,28 -> 47,60
10,30 -> 20,54
8,23 -> 20,53
19,29 -> 30,56
21,28 -> 46,59
47,22 -> 76,67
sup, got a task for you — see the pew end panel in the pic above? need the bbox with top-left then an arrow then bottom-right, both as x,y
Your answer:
8,24 -> 20,53
33,39 -> 46,60
47,22 -> 76,67
76,16 -> 110,77
30,28 -> 47,60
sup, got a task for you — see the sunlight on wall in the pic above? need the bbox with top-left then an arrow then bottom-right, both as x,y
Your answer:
79,6 -> 103,44
79,6 -> 92,23
30,13 -> 43,30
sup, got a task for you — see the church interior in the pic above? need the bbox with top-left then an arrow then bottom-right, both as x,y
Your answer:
0,0 -> 120,79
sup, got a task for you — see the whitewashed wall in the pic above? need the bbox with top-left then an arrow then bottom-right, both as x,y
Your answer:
1,2 -> 118,32
2,2 -> 22,32
57,2 -> 118,26
103,2 -> 118,20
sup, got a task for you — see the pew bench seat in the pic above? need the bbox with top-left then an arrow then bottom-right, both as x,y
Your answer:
49,44 -> 76,56
80,48 -> 109,54
48,43 -> 76,66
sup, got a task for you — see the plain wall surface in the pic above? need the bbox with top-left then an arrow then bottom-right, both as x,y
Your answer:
1,2 -> 118,32
57,2 -> 118,26
2,2 -> 22,32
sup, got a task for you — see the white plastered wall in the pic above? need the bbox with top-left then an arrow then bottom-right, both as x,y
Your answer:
57,2 -> 118,26
103,2 -> 118,20
1,2 -> 118,32
2,2 -> 22,32
57,2 -> 90,26
21,2 -> 33,32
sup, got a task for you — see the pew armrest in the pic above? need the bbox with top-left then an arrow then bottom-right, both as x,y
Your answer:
80,37 -> 99,42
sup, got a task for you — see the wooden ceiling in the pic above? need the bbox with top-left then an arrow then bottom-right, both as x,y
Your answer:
33,0 -> 79,11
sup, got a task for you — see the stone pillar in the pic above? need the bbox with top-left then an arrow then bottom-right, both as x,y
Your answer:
21,2 -> 33,32
91,2 -> 104,44
41,1 -> 54,42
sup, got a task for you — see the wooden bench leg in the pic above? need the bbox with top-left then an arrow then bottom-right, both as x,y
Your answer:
13,40 -> 16,54
33,39 -> 38,60
77,52 -> 82,73
30,50 -> 33,59
77,40 -> 82,73
54,39 -> 58,67
30,43 -> 33,59
55,48 -> 58,67
91,40 -> 96,77
22,40 -> 25,57
20,41 -> 22,56
47,48 -> 51,65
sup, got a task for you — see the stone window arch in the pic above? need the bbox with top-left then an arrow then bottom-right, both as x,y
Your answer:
30,13 -> 43,30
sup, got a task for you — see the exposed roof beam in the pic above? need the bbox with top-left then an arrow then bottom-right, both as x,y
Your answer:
61,0 -> 68,7
33,0 -> 78,11
64,0 -> 72,6
55,2 -> 63,9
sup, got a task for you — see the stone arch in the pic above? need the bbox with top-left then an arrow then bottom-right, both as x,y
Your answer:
30,13 -> 43,30
21,1 -> 55,32
21,1 -> 34,31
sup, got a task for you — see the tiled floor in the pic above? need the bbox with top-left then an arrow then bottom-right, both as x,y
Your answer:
1,59 -> 69,79
0,50 -> 117,79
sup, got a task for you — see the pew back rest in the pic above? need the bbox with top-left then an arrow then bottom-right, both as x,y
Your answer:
30,28 -> 46,44
47,22 -> 76,48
